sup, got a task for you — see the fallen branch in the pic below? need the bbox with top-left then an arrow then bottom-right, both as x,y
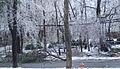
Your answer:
46,51 -> 66,61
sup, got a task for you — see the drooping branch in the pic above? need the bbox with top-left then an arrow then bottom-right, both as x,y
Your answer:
69,1 -> 76,18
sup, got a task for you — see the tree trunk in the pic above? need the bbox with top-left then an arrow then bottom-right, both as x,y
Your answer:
20,27 -> 24,53
17,35 -> 20,53
88,41 -> 90,51
64,0 -> 72,68
43,10 -> 47,51
87,35 -> 90,51
108,17 -> 113,40
54,1 -> 59,43
96,0 -> 101,17
79,35 -> 83,52
96,0 -> 103,52
11,0 -> 18,67
7,0 -> 18,67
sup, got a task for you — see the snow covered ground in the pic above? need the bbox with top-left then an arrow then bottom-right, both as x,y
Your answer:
1,57 -> 120,68
72,56 -> 120,60
1,45 -> 120,68
0,45 -> 119,61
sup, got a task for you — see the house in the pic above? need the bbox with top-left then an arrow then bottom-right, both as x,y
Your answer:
106,31 -> 120,39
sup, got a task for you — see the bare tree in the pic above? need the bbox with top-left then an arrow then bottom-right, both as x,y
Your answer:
54,1 -> 60,43
96,0 -> 103,51
6,0 -> 18,67
64,0 -> 72,68
79,35 -> 83,52
12,0 -> 18,67
43,10 -> 47,51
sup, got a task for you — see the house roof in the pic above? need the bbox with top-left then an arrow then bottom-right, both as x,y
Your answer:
107,32 -> 120,38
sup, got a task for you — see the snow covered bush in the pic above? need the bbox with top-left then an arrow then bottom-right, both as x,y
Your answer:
21,50 -> 47,63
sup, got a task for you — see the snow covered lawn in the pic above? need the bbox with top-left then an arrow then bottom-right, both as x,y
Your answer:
72,56 -> 120,60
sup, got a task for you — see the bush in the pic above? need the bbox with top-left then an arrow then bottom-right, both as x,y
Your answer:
36,44 -> 43,49
48,44 -> 54,48
25,44 -> 35,50
21,50 -> 47,63
21,56 -> 33,63
21,53 -> 36,63
111,48 -> 120,53
0,61 -> 2,63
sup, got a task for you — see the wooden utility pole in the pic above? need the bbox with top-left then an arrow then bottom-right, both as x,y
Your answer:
64,0 -> 72,68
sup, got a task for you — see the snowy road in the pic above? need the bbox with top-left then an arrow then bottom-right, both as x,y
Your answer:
0,58 -> 120,68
